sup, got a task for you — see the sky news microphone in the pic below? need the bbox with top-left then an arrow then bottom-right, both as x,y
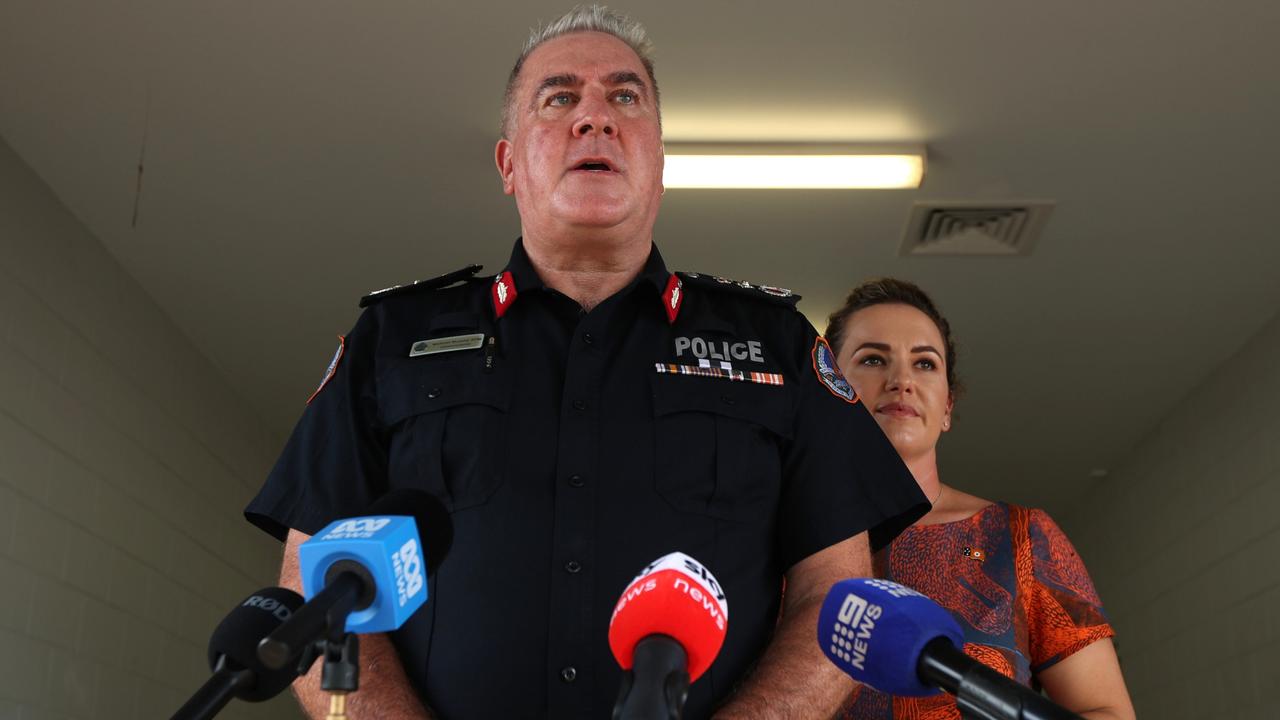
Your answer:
608,552 -> 728,720
818,578 -> 1083,720
257,488 -> 452,670
171,586 -> 306,720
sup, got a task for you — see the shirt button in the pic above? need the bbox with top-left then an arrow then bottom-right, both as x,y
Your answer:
583,332 -> 595,345
427,387 -> 443,399
572,399 -> 587,411
560,666 -> 577,683
568,474 -> 585,488
565,560 -> 582,574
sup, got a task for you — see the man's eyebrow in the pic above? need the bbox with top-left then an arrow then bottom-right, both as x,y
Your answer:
534,73 -> 580,98
608,71 -> 647,91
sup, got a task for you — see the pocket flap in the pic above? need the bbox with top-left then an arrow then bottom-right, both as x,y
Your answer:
651,373 -> 791,439
380,357 -> 510,426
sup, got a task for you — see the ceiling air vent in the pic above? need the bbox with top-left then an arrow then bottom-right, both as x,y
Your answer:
899,201 -> 1054,256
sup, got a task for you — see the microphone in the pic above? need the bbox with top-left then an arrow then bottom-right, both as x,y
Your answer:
818,578 -> 1083,720
170,587 -> 306,720
257,488 -> 452,670
608,552 -> 728,720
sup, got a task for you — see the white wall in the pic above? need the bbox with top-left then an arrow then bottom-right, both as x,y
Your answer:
0,137 -> 301,719
1064,309 -> 1280,719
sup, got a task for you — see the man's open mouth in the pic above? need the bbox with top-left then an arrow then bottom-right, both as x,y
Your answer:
573,159 -> 616,172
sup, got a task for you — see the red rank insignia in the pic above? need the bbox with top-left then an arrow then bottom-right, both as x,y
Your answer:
662,274 -> 683,324
492,271 -> 517,319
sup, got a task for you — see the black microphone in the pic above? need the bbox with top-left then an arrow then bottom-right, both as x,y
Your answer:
170,587 -> 306,720
818,578 -> 1082,720
257,488 -> 453,671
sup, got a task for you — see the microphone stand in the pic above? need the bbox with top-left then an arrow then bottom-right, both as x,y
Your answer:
613,635 -> 691,720
169,656 -> 253,720
255,572 -> 363,720
918,638 -> 1083,720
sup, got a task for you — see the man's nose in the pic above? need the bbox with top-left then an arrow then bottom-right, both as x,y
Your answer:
573,97 -> 616,137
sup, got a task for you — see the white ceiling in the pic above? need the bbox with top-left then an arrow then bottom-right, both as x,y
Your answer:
3,1 -> 1278,511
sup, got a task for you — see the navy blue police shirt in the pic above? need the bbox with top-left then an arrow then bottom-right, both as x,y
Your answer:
245,239 -> 927,719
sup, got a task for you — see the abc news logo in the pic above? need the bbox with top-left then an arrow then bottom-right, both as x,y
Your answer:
321,517 -> 392,541
391,538 -> 425,607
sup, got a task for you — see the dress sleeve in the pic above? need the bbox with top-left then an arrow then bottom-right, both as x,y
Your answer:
1024,507 -> 1116,673
774,319 -> 928,569
243,308 -> 390,541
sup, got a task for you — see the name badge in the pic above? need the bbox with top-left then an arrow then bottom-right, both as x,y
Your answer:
409,333 -> 485,357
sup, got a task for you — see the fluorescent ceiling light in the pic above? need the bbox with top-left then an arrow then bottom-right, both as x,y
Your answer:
662,144 -> 925,189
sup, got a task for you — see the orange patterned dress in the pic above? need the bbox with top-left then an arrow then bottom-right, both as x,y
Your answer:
840,502 -> 1114,719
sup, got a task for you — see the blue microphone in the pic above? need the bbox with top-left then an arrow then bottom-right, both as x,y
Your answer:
257,489 -> 452,670
818,578 -> 1082,720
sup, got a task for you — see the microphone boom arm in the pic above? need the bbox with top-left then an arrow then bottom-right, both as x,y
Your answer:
917,638 -> 1083,720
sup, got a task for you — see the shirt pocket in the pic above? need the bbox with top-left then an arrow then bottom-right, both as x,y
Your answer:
379,356 -> 512,512
651,374 -> 792,523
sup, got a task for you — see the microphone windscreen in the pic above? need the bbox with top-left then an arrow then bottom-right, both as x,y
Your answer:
208,587 -> 306,701
300,489 -> 451,633
817,578 -> 964,697
362,488 -> 453,572
608,552 -> 728,682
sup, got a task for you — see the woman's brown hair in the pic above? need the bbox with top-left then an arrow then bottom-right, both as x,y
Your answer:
823,278 -> 961,397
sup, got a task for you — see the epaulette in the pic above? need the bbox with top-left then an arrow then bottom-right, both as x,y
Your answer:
359,264 -> 484,308
676,271 -> 801,306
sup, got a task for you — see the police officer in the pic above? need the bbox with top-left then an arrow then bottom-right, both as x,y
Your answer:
246,6 -> 927,718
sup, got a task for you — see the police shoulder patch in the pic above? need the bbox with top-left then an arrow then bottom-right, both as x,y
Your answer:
359,264 -> 484,308
676,271 -> 801,306
307,335 -> 345,405
812,337 -> 858,404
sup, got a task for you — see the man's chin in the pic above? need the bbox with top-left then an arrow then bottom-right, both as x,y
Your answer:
551,200 -> 634,233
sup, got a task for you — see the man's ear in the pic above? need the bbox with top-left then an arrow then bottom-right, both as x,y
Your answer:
495,139 -> 515,195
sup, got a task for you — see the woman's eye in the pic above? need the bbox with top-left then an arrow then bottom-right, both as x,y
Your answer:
859,355 -> 885,367
915,358 -> 937,370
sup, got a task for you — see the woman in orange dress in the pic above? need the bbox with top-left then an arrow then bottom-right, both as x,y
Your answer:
826,278 -> 1135,720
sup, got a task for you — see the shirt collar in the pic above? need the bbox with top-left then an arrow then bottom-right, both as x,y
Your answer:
491,238 -> 682,323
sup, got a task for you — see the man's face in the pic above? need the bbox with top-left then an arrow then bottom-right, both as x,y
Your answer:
496,32 -> 664,240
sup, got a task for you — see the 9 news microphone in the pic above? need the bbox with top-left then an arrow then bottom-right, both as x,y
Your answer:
257,488 -> 453,670
608,552 -> 728,720
171,587 -> 306,720
818,578 -> 1083,720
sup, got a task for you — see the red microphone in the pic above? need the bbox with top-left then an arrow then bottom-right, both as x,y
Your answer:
608,552 -> 729,720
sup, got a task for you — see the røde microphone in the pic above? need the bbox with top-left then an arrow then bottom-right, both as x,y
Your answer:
257,488 -> 453,670
818,578 -> 1083,720
171,586 -> 306,720
609,552 -> 728,720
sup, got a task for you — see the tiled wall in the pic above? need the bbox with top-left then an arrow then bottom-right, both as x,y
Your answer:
1065,309 -> 1280,719
0,137 -> 301,719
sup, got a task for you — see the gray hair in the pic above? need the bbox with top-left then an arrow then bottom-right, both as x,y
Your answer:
501,5 -> 660,138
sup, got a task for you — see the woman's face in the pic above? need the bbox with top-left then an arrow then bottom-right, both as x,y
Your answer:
836,303 -> 953,463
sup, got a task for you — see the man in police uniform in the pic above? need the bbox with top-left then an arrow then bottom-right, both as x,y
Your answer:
246,6 -> 927,718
